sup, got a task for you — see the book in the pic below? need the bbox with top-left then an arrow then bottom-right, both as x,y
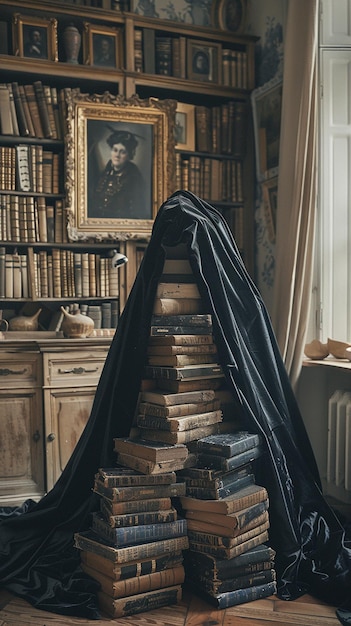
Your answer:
188,518 -> 270,548
147,343 -> 217,356
100,505 -> 178,528
100,496 -> 173,517
185,500 -> 269,534
180,484 -> 269,515
196,431 -> 261,458
0,84 -> 13,135
153,298 -> 204,315
98,585 -> 182,618
184,472 -> 255,501
11,82 -> 30,136
115,452 -> 190,475
179,464 -> 253,490
197,444 -> 263,472
139,388 -> 216,407
93,481 -> 176,503
138,421 -> 222,445
150,325 -> 213,337
142,27 -> 155,74
151,313 -> 211,327
148,334 -> 214,346
95,467 -> 176,487
184,543 -> 276,581
33,80 -> 53,138
187,567 -> 276,595
80,549 -> 184,580
186,510 -> 269,538
144,363 -> 223,381
162,258 -> 192,274
147,355 -> 218,368
156,282 -> 201,299
74,530 -> 189,564
82,561 -> 185,598
185,580 -> 277,609
156,378 -> 224,393
138,397 -> 219,417
155,36 -> 172,76
113,437 -> 188,463
23,84 -> 44,138
91,512 -> 187,547
137,408 -> 222,431
188,529 -> 270,560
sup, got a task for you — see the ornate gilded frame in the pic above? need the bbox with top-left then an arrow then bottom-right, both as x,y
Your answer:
65,90 -> 176,241
12,13 -> 57,61
82,22 -> 122,69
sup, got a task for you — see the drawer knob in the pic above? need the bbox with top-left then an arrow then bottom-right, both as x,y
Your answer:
47,433 -> 56,442
58,366 -> 98,375
0,367 -> 27,376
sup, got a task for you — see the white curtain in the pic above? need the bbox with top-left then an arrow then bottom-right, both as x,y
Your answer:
271,0 -> 319,389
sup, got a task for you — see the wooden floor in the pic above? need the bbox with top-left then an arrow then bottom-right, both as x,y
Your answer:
0,588 -> 341,625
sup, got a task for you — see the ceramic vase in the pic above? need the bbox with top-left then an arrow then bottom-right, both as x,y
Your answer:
63,23 -> 81,64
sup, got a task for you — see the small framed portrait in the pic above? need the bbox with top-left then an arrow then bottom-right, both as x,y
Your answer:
65,90 -> 176,241
175,103 -> 195,151
262,176 -> 278,243
12,13 -> 57,61
187,40 -> 221,83
83,23 -> 121,68
214,0 -> 247,33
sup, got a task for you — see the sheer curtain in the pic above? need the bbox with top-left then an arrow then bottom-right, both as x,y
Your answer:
271,0 -> 319,389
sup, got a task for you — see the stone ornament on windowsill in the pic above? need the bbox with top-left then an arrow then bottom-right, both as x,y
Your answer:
304,339 -> 329,360
304,337 -> 351,360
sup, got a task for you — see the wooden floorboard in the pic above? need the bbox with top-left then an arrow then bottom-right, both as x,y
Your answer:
0,588 -> 341,626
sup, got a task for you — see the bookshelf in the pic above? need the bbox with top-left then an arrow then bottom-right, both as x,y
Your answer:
0,0 -> 257,503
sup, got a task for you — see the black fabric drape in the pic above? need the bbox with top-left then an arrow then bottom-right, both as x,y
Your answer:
1,191 -> 351,623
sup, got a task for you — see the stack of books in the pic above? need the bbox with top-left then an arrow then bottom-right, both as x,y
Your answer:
178,431 -> 277,608
74,467 -> 189,618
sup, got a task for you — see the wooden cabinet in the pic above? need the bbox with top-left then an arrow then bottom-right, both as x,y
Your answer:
0,338 -> 110,506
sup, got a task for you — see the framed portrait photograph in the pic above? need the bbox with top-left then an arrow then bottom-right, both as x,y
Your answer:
187,40 -> 221,83
262,176 -> 278,243
65,90 -> 176,241
12,13 -> 57,61
175,103 -> 195,151
83,23 -> 121,68
215,0 -> 247,33
251,76 -> 282,181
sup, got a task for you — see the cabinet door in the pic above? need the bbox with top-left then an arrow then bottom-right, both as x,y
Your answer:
44,386 -> 97,491
0,350 -> 44,506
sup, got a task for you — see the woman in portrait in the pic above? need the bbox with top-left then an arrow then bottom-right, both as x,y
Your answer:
90,129 -> 147,219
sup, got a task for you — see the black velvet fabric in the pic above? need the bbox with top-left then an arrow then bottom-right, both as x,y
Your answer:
1,191 -> 351,622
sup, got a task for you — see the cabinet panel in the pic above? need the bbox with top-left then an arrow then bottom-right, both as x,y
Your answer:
0,389 -> 44,505
43,350 -> 107,387
44,387 -> 95,491
0,353 -> 40,388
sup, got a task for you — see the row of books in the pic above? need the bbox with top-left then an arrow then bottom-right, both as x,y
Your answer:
0,197 -> 66,244
176,154 -> 244,204
194,102 -> 248,156
0,82 -> 64,139
0,247 -> 120,300
134,29 -> 249,89
0,145 -> 61,194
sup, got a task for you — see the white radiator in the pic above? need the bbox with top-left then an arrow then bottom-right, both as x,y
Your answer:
326,390 -> 351,502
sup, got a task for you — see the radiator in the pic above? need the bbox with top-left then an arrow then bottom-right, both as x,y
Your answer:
326,390 -> 351,502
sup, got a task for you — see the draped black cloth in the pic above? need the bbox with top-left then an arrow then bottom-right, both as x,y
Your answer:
1,191 -> 351,623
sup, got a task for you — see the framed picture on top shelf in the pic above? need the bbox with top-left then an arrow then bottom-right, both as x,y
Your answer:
83,23 -> 121,69
214,0 -> 247,33
65,90 -> 176,241
251,76 -> 282,181
175,103 -> 195,151
262,176 -> 278,243
12,13 -> 57,61
187,40 -> 221,83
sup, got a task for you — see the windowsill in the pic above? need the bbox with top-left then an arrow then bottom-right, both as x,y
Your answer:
303,356 -> 351,370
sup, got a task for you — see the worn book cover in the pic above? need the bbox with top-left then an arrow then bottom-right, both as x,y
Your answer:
187,567 -> 276,595
95,467 -> 176,487
197,444 -> 263,472
188,518 -> 270,548
196,431 -> 261,458
139,389 -> 216,408
180,484 -> 269,515
93,481 -> 175,503
74,530 -> 189,564
147,353 -> 218,365
100,505 -> 178,529
139,421 -> 222,445
82,561 -> 185,598
147,343 -> 217,356
188,529 -> 270,560
157,377 -> 224,394
98,585 -> 182,618
138,397 -> 219,417
151,313 -> 211,327
185,579 -> 277,609
153,298 -> 204,315
113,437 -> 188,462
186,510 -> 269,539
184,472 -> 256,501
185,499 -> 269,532
150,325 -> 213,337
179,463 -> 253,488
100,496 -> 173,517
184,543 -> 275,581
91,511 -> 188,547
137,407 -> 222,433
81,549 -> 184,580
148,334 -> 214,346
144,363 -> 223,381
115,451 -> 189,475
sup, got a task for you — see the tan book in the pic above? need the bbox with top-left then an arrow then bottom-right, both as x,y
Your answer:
185,499 -> 269,533
147,344 -> 217,356
156,282 -> 201,299
54,199 -> 63,242
74,530 -> 189,564
23,84 -> 44,138
11,82 -> 30,136
52,248 -> 61,298
116,451 -> 188,475
80,549 -> 183,581
42,151 -> 53,193
5,252 -> 13,297
140,388 -> 216,407
138,419 -> 222,443
50,86 -> 63,139
181,484 -> 269,515
153,297 -> 203,315
37,197 -> 47,242
93,481 -> 176,503
149,334 -> 213,346
0,84 -> 14,135
98,585 -> 182,618
147,353 -> 217,367
12,252 -> 21,298
157,377 -> 224,393
100,496 -> 173,517
100,506 -> 178,529
82,562 -> 184,599
33,80 -> 53,139
186,511 -> 269,539
114,437 -> 188,463
6,83 -> 19,136
39,250 -> 49,298
138,398 -> 219,416
189,530 -> 269,562
137,408 -> 222,434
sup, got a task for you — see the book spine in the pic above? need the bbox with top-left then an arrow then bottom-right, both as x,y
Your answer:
198,445 -> 263,471
101,496 -> 172,517
74,532 -> 189,563
86,563 -> 185,599
151,314 -> 211,326
138,399 -> 219,417
189,530 -> 269,560
33,80 -> 53,138
213,580 -> 277,609
96,469 -> 176,488
182,464 -> 251,489
153,297 -> 204,315
115,451 -> 187,475
137,410 -> 222,434
184,474 -> 255,500
98,585 -> 182,618
81,550 -> 184,580
23,84 -> 44,138
191,568 -> 276,595
93,482 -> 173,502
144,364 -> 223,380
101,507 -> 178,528
150,326 -> 213,336
91,514 -> 187,547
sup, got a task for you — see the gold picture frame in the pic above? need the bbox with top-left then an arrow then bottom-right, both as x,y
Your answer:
175,103 -> 195,151
262,176 -> 278,243
12,13 -> 57,61
83,22 -> 121,69
215,0 -> 247,33
65,90 -> 176,241
187,39 -> 221,83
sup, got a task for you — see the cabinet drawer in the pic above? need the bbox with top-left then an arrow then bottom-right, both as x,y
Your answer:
43,350 -> 107,387
0,353 -> 41,388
